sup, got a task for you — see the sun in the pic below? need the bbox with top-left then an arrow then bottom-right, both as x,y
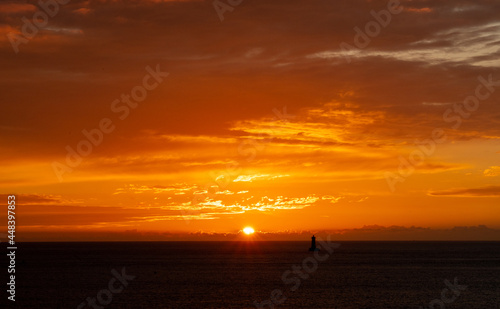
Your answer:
243,227 -> 255,235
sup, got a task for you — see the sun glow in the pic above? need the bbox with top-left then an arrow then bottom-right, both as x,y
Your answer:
243,227 -> 255,235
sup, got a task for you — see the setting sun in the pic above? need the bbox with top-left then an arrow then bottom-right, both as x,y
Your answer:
243,227 -> 255,235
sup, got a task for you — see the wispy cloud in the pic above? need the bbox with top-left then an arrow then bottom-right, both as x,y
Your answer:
484,166 -> 500,177
429,186 -> 500,197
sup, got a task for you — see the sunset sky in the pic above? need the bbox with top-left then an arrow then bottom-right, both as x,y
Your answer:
1,0 -> 499,241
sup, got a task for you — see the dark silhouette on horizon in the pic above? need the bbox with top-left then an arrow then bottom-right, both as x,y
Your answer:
309,235 -> 320,251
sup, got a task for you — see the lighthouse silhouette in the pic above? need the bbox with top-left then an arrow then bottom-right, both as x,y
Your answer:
309,235 -> 320,251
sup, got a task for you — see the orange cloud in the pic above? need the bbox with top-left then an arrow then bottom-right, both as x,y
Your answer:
0,3 -> 36,13
73,8 -> 92,15
484,166 -> 500,177
429,186 -> 500,197
404,7 -> 432,13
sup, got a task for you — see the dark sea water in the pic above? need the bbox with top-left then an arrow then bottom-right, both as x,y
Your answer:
2,241 -> 500,308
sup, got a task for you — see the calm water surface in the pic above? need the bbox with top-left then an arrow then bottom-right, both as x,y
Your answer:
3,241 -> 500,308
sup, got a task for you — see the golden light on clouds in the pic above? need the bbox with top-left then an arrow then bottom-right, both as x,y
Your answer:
0,0 -> 499,241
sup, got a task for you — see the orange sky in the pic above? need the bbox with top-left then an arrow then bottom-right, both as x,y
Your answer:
0,0 -> 499,241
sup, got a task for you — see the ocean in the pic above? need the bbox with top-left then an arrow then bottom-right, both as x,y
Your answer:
3,241 -> 499,308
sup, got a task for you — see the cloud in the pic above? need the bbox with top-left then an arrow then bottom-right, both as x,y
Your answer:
233,174 -> 289,182
113,183 -> 197,195
310,21 -> 500,67
484,166 -> 500,177
73,8 -> 92,15
429,186 -> 500,197
404,7 -> 432,13
0,194 -> 81,205
0,3 -> 36,13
